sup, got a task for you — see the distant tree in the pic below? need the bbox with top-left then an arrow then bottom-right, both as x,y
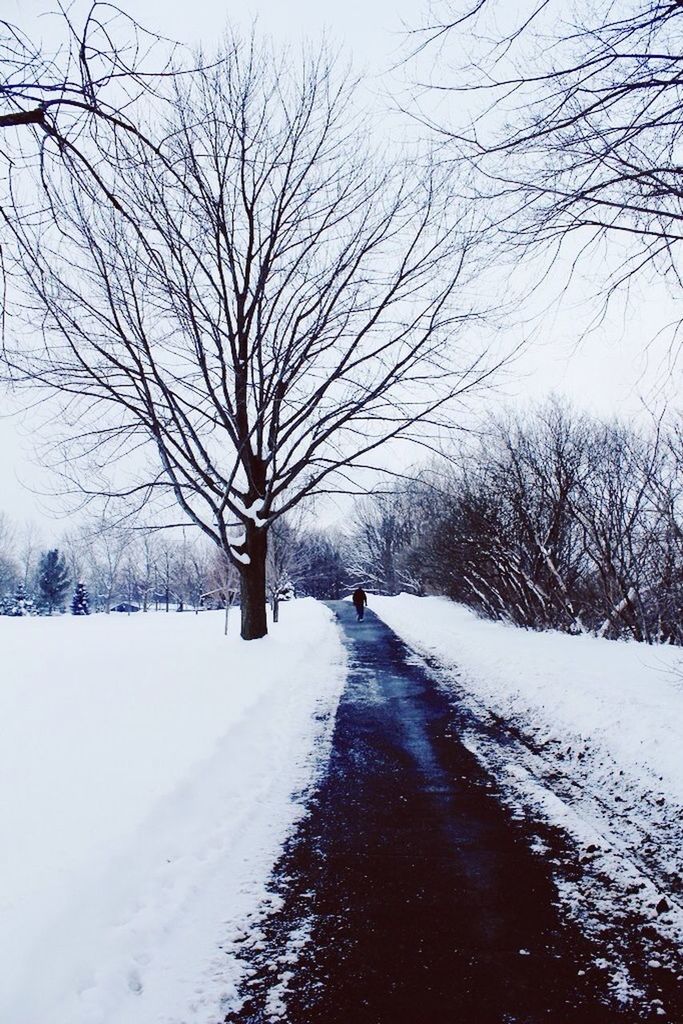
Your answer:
137,533 -> 159,612
156,541 -> 181,613
185,543 -> 213,612
37,549 -> 70,614
18,522 -> 39,591
204,548 -> 240,636
10,581 -> 31,617
413,407 -> 593,629
348,488 -> 424,595
266,519 -> 306,624
88,526 -> 129,612
71,581 -> 90,616
0,513 -> 18,598
119,558 -> 142,614
298,530 -> 347,600
61,529 -> 88,593
0,549 -> 18,599
571,422 -> 661,643
402,400 -> 683,645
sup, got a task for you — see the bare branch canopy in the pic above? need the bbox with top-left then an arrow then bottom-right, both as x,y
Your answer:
3,30 -> 498,638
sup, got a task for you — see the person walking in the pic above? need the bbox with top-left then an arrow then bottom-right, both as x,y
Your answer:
352,586 -> 368,621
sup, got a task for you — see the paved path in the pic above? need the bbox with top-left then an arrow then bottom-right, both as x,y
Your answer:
226,603 -> 637,1023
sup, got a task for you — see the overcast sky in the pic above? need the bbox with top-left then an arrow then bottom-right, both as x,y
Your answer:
2,0 -> 681,528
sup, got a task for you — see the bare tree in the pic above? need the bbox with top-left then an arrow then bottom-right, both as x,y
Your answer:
137,531 -> 159,612
347,488 -> 423,595
410,2 -> 683,299
185,541 -> 213,613
154,540 -> 181,614
17,520 -> 40,591
87,522 -> 130,612
7,38 -> 496,639
266,517 -> 307,623
204,547 -> 240,636
571,422 -> 664,642
403,399 -> 683,643
0,512 -> 18,597
494,403 -> 590,633
297,529 -> 347,600
0,5 -> 172,188
1,4 -> 138,129
60,526 -> 88,590
0,4 -> 195,367
650,422 -> 683,641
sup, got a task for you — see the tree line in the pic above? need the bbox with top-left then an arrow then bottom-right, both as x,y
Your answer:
5,399 -> 683,644
349,401 -> 683,645
0,514 -> 347,620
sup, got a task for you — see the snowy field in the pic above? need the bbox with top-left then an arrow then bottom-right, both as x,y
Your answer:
0,600 -> 346,1024
372,595 -> 683,1001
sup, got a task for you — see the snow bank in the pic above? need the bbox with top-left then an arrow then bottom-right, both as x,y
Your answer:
371,595 -> 683,811
0,600 -> 345,1024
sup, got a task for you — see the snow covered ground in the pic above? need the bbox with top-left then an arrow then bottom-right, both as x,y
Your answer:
0,600 -> 346,1024
372,595 -> 683,1009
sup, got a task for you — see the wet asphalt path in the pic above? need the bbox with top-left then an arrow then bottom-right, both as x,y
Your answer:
226,602 -> 636,1024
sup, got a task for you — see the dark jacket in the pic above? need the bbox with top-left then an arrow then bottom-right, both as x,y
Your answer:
352,588 -> 367,608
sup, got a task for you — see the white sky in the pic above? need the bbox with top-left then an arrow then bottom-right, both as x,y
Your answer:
1,0 -> 681,527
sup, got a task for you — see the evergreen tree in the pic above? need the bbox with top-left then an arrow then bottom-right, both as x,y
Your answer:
12,582 -> 27,617
71,581 -> 90,616
37,549 -> 70,614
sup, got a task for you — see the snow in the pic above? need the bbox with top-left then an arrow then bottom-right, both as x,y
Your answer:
230,495 -> 266,525
371,595 -> 683,1002
229,547 -> 251,566
371,595 -> 683,821
0,600 -> 345,1024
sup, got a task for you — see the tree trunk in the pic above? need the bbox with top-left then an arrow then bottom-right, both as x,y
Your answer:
239,525 -> 268,640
